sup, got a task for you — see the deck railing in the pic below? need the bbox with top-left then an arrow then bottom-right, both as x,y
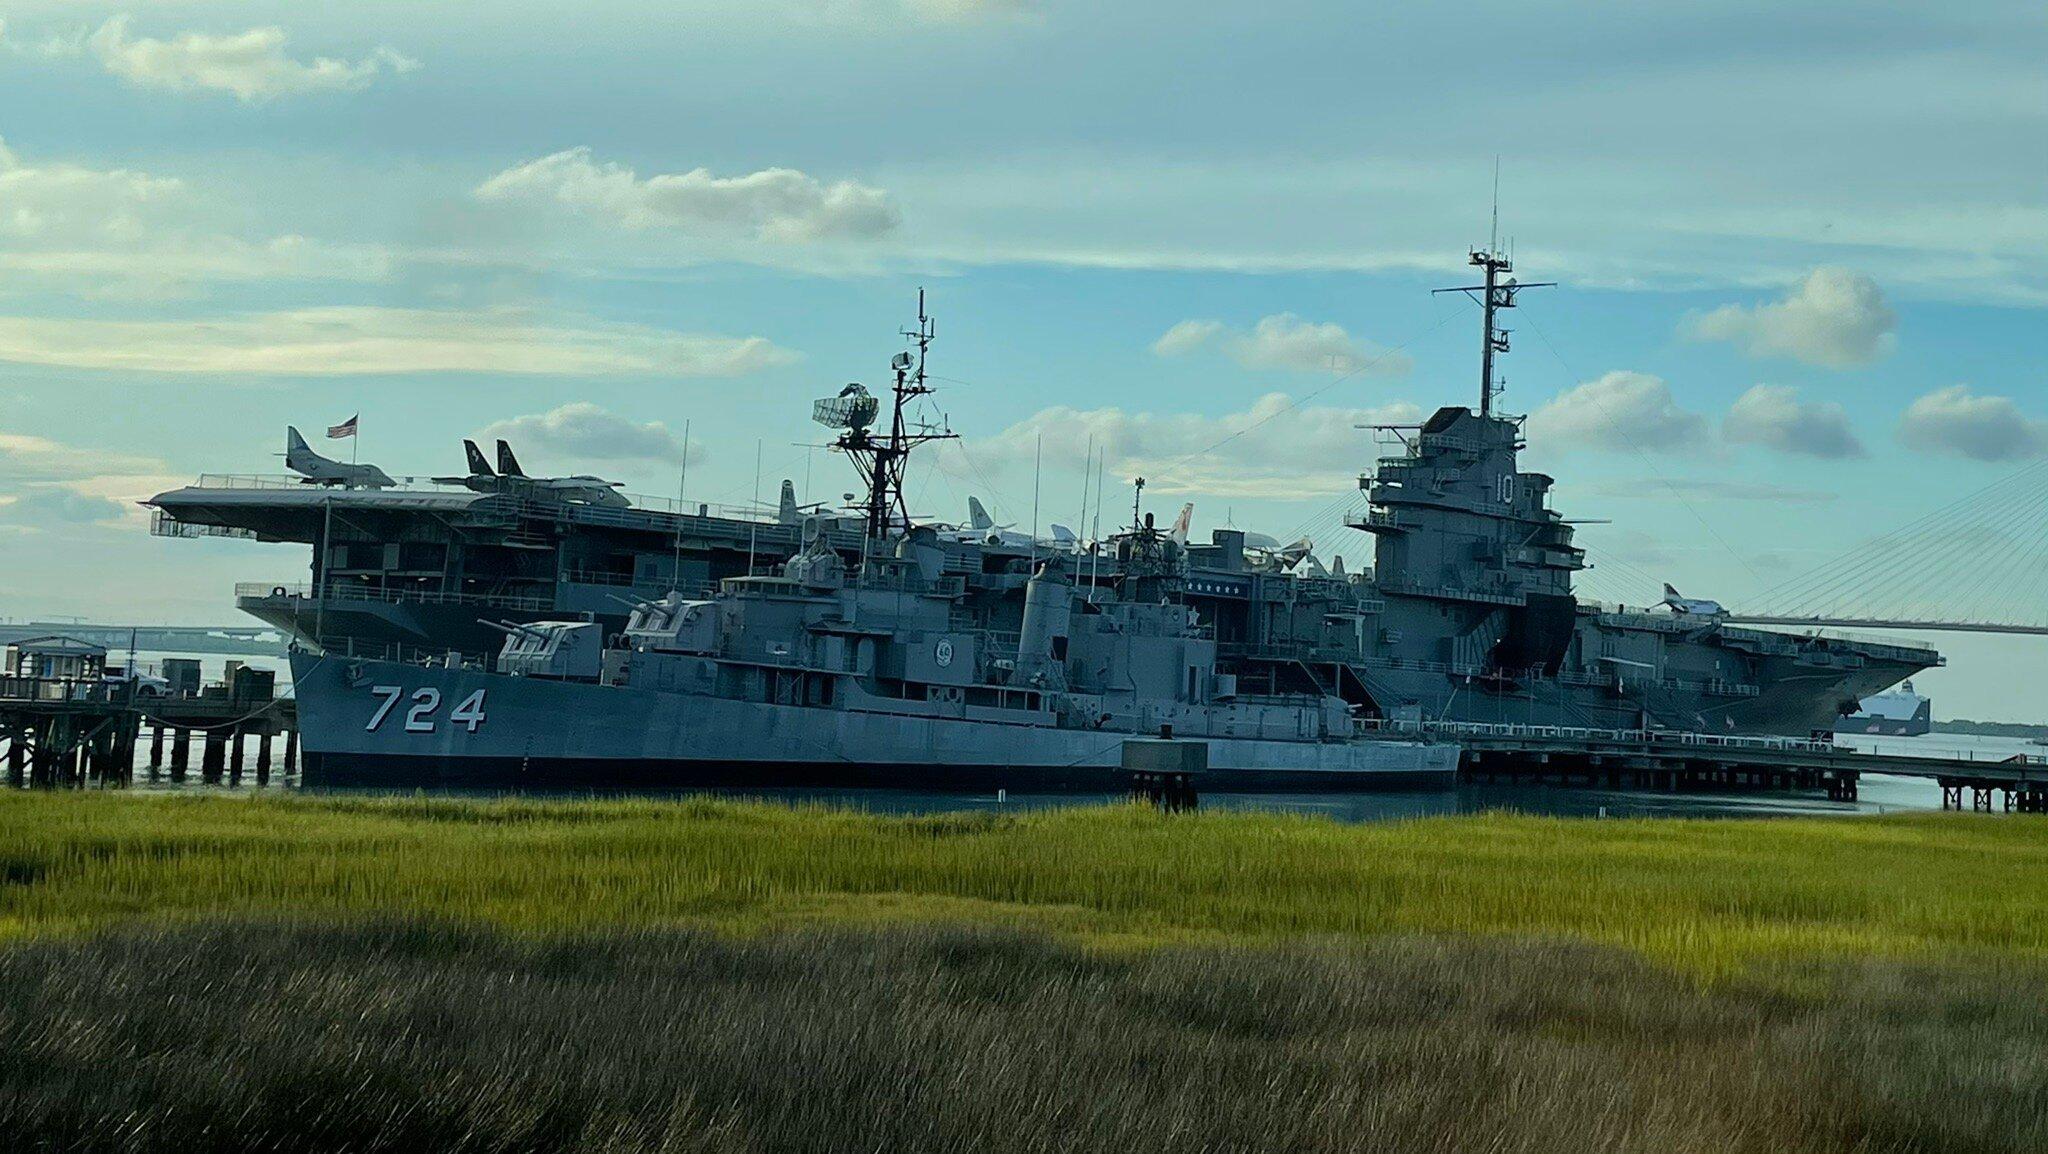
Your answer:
236,582 -> 553,613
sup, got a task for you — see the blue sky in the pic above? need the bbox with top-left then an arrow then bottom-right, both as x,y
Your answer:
0,1 -> 2042,718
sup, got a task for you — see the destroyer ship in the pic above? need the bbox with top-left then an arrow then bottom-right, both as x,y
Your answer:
150,247 -> 1942,750
287,304 -> 1460,789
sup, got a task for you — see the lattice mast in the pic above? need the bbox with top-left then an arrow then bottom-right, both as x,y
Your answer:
813,291 -> 956,540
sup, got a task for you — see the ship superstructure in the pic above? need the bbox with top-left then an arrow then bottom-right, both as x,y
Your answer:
152,249 -> 1943,742
290,311 -> 1459,790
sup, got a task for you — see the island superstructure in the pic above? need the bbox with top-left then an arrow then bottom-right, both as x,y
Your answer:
148,247 -> 1942,742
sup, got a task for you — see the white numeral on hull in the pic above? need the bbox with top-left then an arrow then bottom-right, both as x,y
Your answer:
366,685 -> 488,734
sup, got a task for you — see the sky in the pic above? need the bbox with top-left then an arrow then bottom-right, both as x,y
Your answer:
0,1 -> 2043,720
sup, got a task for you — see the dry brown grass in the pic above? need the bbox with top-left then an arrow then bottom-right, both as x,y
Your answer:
2,920 -> 2043,1153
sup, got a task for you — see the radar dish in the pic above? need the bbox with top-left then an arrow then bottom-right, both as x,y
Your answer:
812,383 -> 880,432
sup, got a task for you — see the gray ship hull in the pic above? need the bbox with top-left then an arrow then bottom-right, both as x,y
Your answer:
291,652 -> 1461,792
1832,715 -> 1930,737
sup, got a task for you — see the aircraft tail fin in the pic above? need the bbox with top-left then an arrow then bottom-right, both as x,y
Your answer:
1050,524 -> 1076,544
1168,502 -> 1193,544
1663,583 -> 1680,600
464,440 -> 495,478
779,480 -> 799,523
967,496 -> 993,531
284,427 -> 316,474
495,440 -> 525,477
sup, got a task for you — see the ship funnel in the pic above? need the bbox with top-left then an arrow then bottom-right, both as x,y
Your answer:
1015,554 -> 1073,691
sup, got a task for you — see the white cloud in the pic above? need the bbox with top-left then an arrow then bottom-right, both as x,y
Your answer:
1,487 -> 130,525
950,392 -> 1422,500
1896,386 -> 2048,462
1526,371 -> 1709,454
0,307 -> 798,377
902,0 -> 1042,17
0,431 -> 174,530
0,16 -> 90,60
1150,319 -> 1222,357
1722,385 -> 1865,459
0,135 -> 181,244
1148,314 -> 1411,376
1683,268 -> 1897,368
480,403 -> 702,465
0,432 -> 162,484
0,137 -> 391,295
476,148 -> 900,242
87,16 -> 419,103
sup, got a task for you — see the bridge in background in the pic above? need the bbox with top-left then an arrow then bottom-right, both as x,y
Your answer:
1572,457 -> 2048,643
0,623 -> 289,657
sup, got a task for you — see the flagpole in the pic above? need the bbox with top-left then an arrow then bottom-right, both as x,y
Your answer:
674,419 -> 691,593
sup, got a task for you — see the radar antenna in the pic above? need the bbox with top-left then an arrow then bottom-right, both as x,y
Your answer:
812,289 -> 956,539
1433,186 -> 1554,416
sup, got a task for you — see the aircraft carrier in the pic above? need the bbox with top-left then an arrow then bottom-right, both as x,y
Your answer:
148,248 -> 1942,747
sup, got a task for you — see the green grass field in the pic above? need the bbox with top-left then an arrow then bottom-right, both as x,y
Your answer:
5,793 -> 2046,1152
3,792 -> 2044,976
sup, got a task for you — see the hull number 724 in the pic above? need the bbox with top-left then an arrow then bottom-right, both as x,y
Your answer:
366,686 -> 489,734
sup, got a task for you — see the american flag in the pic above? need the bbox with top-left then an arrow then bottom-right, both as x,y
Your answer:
326,415 -> 358,439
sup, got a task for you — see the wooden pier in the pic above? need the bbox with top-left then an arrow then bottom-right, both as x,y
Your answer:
1,677 -> 297,789
1408,721 -> 2048,812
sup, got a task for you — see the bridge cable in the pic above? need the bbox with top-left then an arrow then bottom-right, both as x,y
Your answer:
1992,474 -> 2048,624
1892,472 -> 2048,622
1852,466 -> 2048,620
1761,458 -> 2044,611
1757,459 -> 2048,620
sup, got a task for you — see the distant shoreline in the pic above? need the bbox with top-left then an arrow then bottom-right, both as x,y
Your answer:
1936,719 -> 2048,740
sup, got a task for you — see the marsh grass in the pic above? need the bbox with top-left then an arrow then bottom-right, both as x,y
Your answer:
1,920 -> 2044,1153
1,793 -> 2045,976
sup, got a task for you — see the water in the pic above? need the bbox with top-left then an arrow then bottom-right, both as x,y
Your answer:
107,647 -> 292,685
107,646 -> 2036,822
120,772 -> 1958,823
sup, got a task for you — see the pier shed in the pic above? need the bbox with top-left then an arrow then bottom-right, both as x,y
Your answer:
3,635 -> 107,684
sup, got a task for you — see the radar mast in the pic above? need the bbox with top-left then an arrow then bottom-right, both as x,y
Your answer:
812,290 -> 957,539
1432,189 -> 1555,416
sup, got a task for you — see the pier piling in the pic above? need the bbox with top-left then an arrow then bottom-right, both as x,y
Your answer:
201,730 -> 225,784
170,728 -> 191,782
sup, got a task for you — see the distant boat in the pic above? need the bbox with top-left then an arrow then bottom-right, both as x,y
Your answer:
1835,681 -> 1931,737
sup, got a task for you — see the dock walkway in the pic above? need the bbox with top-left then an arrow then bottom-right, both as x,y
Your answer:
0,677 -> 297,788
1397,721 -> 2048,812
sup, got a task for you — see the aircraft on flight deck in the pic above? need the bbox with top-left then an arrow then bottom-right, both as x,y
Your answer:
1661,584 -> 1728,617
282,426 -> 397,489
434,439 -> 631,508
